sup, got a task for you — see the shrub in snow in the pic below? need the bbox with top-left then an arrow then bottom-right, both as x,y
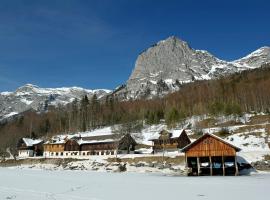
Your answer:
118,163 -> 127,172
218,128 -> 230,137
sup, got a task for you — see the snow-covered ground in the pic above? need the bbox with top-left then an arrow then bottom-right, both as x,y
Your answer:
0,168 -> 269,200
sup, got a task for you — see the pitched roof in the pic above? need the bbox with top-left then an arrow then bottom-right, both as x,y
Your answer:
77,138 -> 117,145
44,137 -> 67,145
78,134 -> 125,145
45,133 -> 133,146
22,138 -> 43,147
44,134 -> 76,145
148,129 -> 185,141
181,133 -> 241,152
171,129 -> 185,138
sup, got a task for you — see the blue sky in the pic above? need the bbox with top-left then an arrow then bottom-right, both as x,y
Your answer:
0,0 -> 269,92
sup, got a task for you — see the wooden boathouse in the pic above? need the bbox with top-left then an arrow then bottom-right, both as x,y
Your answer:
182,133 -> 241,176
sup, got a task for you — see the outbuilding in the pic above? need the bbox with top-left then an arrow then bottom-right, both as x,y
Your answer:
17,138 -> 44,157
79,133 -> 137,156
181,133 -> 241,176
149,129 -> 191,153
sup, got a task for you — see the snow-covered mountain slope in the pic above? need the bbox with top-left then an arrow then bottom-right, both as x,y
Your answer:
0,84 -> 111,121
232,46 -> 270,69
115,36 -> 270,99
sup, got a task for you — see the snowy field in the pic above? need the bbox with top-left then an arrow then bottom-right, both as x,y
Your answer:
0,168 -> 269,200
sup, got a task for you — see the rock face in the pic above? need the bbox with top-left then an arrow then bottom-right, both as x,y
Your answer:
0,84 -> 111,121
115,36 -> 270,99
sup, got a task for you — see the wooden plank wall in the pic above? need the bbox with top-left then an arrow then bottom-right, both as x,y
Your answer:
64,140 -> 80,151
80,143 -> 117,151
44,144 -> 65,152
186,135 -> 236,157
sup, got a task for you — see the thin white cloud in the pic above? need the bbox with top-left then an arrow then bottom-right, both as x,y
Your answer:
0,3 -> 116,43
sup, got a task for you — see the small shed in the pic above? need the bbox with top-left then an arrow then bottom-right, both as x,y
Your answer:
181,133 -> 241,176
17,138 -> 44,157
149,129 -> 191,153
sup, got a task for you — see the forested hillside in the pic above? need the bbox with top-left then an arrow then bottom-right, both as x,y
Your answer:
0,63 -> 269,155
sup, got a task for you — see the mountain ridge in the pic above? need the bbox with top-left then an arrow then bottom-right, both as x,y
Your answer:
0,84 -> 111,121
115,36 -> 270,99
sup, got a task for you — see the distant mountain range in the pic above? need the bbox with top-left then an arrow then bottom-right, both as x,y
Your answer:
1,36 -> 270,120
0,84 -> 111,121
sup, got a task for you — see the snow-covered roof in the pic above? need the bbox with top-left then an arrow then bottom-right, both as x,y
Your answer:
44,135 -> 71,145
148,133 -> 161,141
78,133 -> 127,145
73,127 -> 113,137
171,129 -> 185,138
44,130 -> 129,146
22,138 -> 43,147
44,139 -> 66,145
77,138 -> 117,145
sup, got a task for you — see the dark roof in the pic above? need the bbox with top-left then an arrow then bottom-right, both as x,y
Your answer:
181,133 -> 241,152
148,129 -> 186,141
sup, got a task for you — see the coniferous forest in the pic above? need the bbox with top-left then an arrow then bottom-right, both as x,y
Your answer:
0,64 -> 270,155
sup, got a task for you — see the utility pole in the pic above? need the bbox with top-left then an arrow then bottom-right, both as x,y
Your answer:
162,136 -> 165,165
161,131 -> 169,166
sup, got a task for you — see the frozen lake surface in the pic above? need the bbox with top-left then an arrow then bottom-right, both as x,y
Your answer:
0,168 -> 269,200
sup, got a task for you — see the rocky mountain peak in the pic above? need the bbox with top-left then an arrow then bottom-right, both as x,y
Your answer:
156,36 -> 188,47
15,84 -> 39,93
116,36 -> 270,100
